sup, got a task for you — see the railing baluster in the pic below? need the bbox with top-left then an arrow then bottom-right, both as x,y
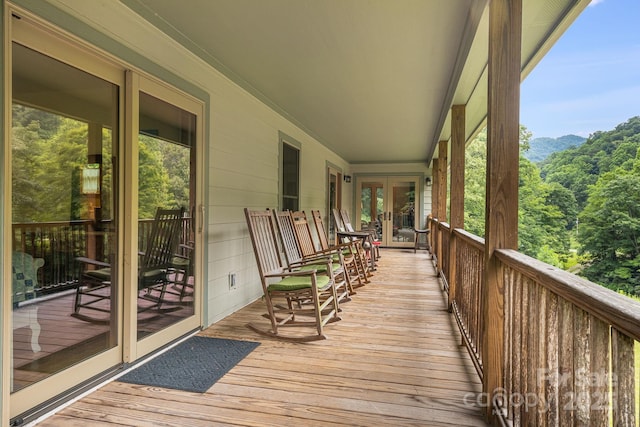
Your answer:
536,286 -> 548,427
574,307 -> 590,425
589,316 -> 609,426
558,298 -> 575,425
612,329 -> 636,426
545,290 -> 559,425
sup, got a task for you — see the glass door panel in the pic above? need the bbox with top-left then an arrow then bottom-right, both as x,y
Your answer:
359,180 -> 384,240
388,178 -> 417,246
136,91 -> 198,342
10,42 -> 121,413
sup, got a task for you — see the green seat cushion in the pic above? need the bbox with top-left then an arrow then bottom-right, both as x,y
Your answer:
171,256 -> 190,268
86,268 -> 112,281
299,262 -> 341,274
268,274 -> 331,291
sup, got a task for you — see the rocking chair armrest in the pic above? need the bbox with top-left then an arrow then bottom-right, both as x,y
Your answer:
313,247 -> 341,256
327,240 -> 360,253
337,230 -> 370,239
75,256 -> 110,269
265,269 -> 317,278
289,256 -> 333,270
302,253 -> 334,263
329,241 -> 356,251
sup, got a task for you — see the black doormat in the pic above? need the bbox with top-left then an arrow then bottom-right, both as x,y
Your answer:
118,336 -> 260,393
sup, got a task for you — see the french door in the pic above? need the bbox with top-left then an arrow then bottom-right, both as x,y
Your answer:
355,176 -> 421,248
6,10 -> 202,420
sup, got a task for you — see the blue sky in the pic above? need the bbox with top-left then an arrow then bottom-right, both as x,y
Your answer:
520,0 -> 640,139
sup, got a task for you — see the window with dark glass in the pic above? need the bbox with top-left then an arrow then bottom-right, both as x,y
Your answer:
281,142 -> 299,210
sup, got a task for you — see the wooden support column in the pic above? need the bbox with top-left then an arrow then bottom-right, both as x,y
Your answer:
431,159 -> 441,266
437,141 -> 448,222
482,0 -> 522,423
448,105 -> 465,310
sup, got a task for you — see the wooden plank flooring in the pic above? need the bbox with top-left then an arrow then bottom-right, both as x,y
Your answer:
37,249 -> 486,426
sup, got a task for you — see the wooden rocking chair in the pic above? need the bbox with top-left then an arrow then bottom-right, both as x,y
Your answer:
332,208 -> 373,281
273,209 -> 350,304
309,210 -> 364,291
73,207 -> 185,322
244,208 -> 340,341
290,210 -> 358,300
340,208 -> 380,263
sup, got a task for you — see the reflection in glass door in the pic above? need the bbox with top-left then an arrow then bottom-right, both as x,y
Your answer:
8,14 -> 203,419
135,92 -> 197,340
357,176 -> 421,247
10,40 -> 121,415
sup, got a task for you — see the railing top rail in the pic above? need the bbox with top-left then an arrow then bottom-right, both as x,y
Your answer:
12,220 -> 93,227
496,248 -> 640,342
436,221 -> 450,231
453,228 -> 485,251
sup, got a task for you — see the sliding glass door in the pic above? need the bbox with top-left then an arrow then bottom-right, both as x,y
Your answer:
9,29 -> 123,417
7,10 -> 203,419
133,81 -> 202,356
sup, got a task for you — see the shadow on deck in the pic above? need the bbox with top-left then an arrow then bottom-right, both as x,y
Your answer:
38,249 -> 487,426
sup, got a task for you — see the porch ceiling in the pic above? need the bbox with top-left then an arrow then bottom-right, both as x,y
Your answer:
120,0 -> 588,165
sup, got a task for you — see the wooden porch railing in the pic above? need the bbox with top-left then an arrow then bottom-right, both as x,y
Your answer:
12,217 -> 191,296
429,217 -> 639,426
12,220 -> 94,294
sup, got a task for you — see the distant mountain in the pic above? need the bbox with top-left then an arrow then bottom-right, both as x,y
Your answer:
524,134 -> 586,163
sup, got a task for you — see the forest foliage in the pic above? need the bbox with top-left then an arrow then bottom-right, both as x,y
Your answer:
464,116 -> 640,297
12,105 -> 190,224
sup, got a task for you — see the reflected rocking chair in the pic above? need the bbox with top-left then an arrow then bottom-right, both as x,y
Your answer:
244,208 -> 341,342
73,207 -> 185,323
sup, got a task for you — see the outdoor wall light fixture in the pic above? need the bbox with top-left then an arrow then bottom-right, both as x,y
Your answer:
425,177 -> 432,186
344,175 -> 352,183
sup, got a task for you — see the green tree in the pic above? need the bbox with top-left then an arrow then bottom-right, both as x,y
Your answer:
36,118 -> 89,221
518,156 -> 568,263
542,116 -> 640,211
138,135 -> 172,219
464,125 -> 570,266
161,141 -> 191,210
464,131 -> 486,236
12,119 -> 46,222
579,167 -> 640,296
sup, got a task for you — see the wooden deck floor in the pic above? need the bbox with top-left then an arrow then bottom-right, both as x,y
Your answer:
37,249 -> 486,426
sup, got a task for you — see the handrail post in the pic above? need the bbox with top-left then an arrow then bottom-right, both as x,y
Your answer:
449,104 -> 465,311
482,0 -> 522,423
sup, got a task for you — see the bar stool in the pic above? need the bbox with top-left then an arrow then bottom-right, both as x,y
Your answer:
414,227 -> 430,253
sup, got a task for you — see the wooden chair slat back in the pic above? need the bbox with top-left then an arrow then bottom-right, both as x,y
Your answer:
244,209 -> 283,277
139,207 -> 185,284
311,210 -> 330,251
273,210 -> 303,265
332,208 -> 346,234
291,211 -> 317,258
340,209 -> 356,233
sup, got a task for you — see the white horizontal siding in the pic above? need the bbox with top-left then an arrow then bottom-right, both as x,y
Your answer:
43,0 -> 353,326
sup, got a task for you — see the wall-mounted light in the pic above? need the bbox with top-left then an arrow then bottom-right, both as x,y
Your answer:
344,175 -> 352,183
425,177 -> 432,186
